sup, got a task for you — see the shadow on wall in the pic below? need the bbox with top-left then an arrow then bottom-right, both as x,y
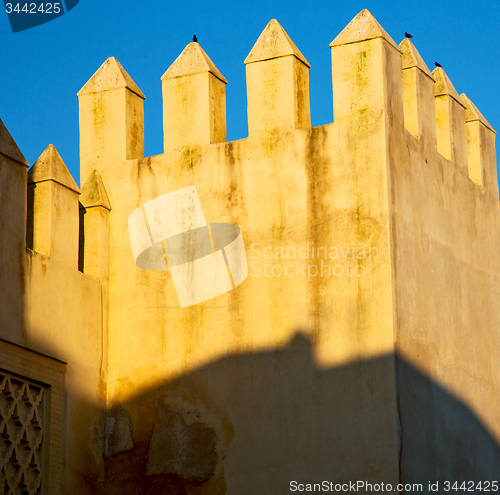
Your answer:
104,333 -> 500,495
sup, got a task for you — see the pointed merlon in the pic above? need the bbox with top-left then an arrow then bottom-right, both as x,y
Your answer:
432,67 -> 466,108
28,144 -> 80,194
399,38 -> 434,80
161,42 -> 227,83
80,170 -> 111,209
77,57 -> 145,99
329,9 -> 401,52
460,94 -> 496,134
0,118 -> 29,167
244,19 -> 310,67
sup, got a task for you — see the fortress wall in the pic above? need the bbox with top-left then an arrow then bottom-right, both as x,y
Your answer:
75,10 -> 500,493
1,8 -> 499,494
75,12 -> 408,492
392,38 -> 500,481
0,124 -> 107,493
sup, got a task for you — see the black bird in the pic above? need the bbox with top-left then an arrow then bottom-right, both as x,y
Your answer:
405,32 -> 413,38
435,61 -> 442,68
193,34 -> 198,43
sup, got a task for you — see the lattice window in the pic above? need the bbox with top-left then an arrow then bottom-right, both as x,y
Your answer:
0,371 -> 47,495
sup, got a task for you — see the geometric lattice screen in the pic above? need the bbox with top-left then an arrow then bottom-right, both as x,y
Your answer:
0,371 -> 48,495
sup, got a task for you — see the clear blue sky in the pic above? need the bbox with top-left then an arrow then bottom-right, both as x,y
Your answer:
0,0 -> 498,186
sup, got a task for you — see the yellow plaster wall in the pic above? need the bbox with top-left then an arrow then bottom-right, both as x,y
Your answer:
393,90 -> 500,482
0,152 -> 27,344
1,8 -> 499,495
0,125 -> 107,493
23,250 -> 106,493
96,27 -> 403,493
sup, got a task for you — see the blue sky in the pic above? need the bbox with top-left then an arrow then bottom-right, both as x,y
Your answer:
0,0 -> 498,186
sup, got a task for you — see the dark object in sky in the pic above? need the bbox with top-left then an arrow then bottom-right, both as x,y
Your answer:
435,62 -> 442,68
193,35 -> 198,42
405,32 -> 413,38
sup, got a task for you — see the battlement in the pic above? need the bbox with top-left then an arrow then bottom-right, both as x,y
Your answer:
73,10 -> 497,210
8,8 -> 492,282
2,7 -> 497,351
8,7 -> 496,310
2,10 -> 497,286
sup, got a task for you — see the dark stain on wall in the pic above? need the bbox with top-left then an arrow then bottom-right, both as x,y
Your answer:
146,398 -> 218,482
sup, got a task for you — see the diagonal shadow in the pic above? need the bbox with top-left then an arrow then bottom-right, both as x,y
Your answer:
104,333 -> 500,494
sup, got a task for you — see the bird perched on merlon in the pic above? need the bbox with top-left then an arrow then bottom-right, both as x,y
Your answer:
435,62 -> 442,68
193,34 -> 198,42
405,32 -> 413,38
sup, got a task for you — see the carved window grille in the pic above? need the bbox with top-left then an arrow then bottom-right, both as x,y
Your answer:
0,371 -> 48,495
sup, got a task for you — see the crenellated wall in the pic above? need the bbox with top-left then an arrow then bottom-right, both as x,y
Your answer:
0,130 -> 107,493
393,35 -> 500,485
1,8 -> 499,494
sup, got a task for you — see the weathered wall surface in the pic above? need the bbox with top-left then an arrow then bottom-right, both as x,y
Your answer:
75,10 -> 500,493
0,120 -> 29,345
392,40 -> 500,482
0,125 -> 106,493
99,126 -> 399,493
75,15 -> 404,493
23,250 -> 106,493
1,8 -> 499,495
